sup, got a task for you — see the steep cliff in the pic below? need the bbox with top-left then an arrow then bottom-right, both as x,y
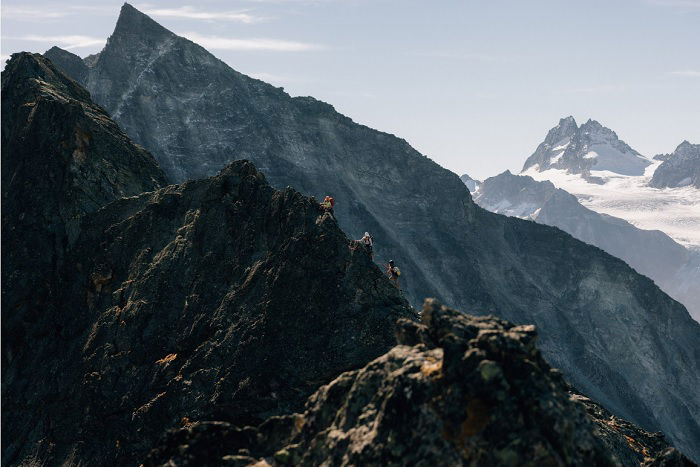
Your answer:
2,54 -> 414,465
41,5 -> 700,459
1,52 -> 166,376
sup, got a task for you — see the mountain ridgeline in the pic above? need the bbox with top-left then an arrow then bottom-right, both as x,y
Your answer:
521,116 -> 651,178
2,53 -> 415,465
473,171 -> 700,321
41,4 -> 700,461
650,141 -> 700,189
5,53 -> 688,466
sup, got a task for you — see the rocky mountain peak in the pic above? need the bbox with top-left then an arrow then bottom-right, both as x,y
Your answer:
545,115 -> 578,144
459,173 -> 482,192
111,2 -> 172,43
675,140 -> 695,153
3,51 -> 89,100
650,141 -> 700,189
43,46 -> 89,85
523,117 -> 650,177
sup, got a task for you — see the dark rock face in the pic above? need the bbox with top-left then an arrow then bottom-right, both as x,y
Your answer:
521,116 -> 651,177
650,141 -> 700,189
41,6 -> 700,460
44,46 -> 90,84
474,171 -> 700,321
144,300 -> 618,466
2,55 -> 414,465
1,52 -> 166,379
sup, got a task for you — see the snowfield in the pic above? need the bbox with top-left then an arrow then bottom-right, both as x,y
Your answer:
522,160 -> 700,250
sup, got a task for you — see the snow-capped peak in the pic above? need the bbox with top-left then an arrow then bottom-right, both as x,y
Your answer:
522,117 -> 651,178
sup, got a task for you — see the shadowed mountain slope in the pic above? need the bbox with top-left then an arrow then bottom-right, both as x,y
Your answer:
41,5 -> 700,460
474,171 -> 700,321
2,54 -> 414,465
144,300 -> 693,467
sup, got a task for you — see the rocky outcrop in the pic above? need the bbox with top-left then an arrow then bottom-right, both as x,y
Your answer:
144,300 -> 681,466
474,171 -> 700,321
521,116 -> 651,177
1,52 -> 166,378
1,54 -> 415,465
460,173 -> 481,192
650,141 -> 700,189
3,158 -> 415,465
40,6 -> 700,460
43,46 -> 90,84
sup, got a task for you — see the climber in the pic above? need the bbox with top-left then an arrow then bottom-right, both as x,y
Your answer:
386,260 -> 401,289
361,232 -> 374,259
321,195 -> 335,218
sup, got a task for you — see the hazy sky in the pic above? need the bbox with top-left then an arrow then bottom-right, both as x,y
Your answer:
2,0 -> 699,179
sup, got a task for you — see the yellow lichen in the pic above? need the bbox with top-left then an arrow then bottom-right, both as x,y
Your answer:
421,357 -> 443,378
156,353 -> 177,365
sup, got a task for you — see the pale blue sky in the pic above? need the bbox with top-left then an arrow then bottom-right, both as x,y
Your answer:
2,0 -> 699,179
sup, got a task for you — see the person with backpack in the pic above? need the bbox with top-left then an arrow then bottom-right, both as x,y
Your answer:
321,195 -> 335,218
361,232 -> 374,259
387,260 -> 401,289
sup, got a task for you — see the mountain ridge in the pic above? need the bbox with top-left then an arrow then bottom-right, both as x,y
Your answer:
650,141 -> 700,189
40,6 -> 700,460
473,170 -> 700,321
521,116 -> 651,178
2,53 -> 416,465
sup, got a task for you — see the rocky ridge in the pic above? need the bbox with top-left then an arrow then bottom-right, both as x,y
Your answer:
2,54 -> 414,465
1,51 -> 166,376
144,300 -> 691,467
521,116 -> 651,178
650,141 -> 700,189
41,5 -> 700,460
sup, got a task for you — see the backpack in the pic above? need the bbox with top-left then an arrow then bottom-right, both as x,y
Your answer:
328,197 -> 335,207
394,267 -> 401,277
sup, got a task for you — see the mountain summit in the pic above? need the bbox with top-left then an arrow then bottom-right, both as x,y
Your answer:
41,6 -> 700,460
522,117 -> 651,177
650,141 -> 700,189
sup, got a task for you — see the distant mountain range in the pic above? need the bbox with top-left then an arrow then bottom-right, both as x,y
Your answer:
469,117 -> 699,320
7,3 -> 696,463
650,141 -> 700,189
519,118 -> 700,251
522,116 -> 651,178
473,170 -> 700,321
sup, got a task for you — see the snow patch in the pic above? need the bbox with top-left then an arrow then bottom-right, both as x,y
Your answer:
551,151 -> 565,163
522,162 -> 700,249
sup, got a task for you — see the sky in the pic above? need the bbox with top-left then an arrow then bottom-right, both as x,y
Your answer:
2,0 -> 699,180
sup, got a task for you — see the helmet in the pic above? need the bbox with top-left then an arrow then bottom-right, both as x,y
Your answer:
389,260 -> 394,266
364,232 -> 370,237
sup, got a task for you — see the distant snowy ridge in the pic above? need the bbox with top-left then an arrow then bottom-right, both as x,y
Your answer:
522,116 -> 651,177
519,118 -> 700,250
650,141 -> 700,189
474,171 -> 700,322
